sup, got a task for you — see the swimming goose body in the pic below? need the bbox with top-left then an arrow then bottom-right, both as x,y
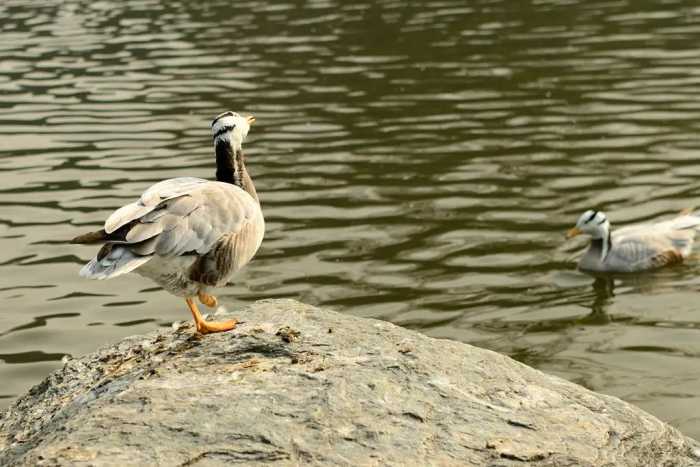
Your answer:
567,209 -> 700,273
72,111 -> 264,334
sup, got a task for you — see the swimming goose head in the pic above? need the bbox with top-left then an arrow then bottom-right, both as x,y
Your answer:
211,111 -> 255,150
567,210 -> 610,240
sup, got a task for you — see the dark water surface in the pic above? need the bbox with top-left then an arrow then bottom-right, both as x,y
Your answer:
2,0 -> 700,437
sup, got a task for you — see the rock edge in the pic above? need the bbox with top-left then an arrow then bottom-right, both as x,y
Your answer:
1,299 -> 699,466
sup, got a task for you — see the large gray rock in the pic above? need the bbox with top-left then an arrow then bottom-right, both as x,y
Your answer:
0,299 -> 698,466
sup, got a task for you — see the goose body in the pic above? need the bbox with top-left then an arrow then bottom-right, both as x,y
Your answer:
72,111 -> 264,334
567,210 -> 700,273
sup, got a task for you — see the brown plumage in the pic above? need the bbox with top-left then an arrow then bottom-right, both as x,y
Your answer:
71,230 -> 107,244
649,249 -> 684,269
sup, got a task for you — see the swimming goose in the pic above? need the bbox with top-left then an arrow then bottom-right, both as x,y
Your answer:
566,209 -> 700,272
71,111 -> 264,334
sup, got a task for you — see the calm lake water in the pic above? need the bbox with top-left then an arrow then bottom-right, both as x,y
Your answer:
2,0 -> 700,438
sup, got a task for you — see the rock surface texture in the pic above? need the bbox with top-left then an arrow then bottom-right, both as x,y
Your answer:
1,299 -> 699,466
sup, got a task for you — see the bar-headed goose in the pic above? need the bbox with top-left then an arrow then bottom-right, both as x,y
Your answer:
566,209 -> 700,272
72,111 -> 264,334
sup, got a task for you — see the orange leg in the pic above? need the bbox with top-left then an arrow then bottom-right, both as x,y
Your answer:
198,291 -> 218,308
185,297 -> 237,335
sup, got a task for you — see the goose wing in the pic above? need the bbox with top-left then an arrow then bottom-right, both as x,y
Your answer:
105,177 -> 209,234
608,220 -> 697,271
607,235 -> 682,271
143,181 -> 264,259
79,179 -> 264,280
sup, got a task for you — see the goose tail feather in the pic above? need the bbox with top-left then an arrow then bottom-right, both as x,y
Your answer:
79,244 -> 152,280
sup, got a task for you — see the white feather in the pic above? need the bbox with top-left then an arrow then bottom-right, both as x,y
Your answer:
211,112 -> 250,150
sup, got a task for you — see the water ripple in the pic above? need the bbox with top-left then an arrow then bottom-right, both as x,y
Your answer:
1,0 -> 700,439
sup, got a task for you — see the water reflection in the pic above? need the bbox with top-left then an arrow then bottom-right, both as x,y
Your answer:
588,277 -> 615,323
1,0 -> 700,439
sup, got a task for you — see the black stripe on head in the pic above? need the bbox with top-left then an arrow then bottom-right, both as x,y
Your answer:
213,124 -> 235,140
584,210 -> 598,223
211,111 -> 234,127
597,216 -> 607,225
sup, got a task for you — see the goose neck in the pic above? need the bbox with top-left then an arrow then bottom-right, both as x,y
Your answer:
215,140 -> 258,203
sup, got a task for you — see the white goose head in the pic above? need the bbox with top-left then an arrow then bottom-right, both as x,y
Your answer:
211,111 -> 255,150
568,210 -> 610,240
567,210 -> 612,260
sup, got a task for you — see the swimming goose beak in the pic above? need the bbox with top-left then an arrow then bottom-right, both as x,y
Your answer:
246,116 -> 256,125
566,227 -> 583,239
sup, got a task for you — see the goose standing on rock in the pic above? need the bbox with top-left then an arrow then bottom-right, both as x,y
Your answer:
566,209 -> 700,273
71,111 -> 264,334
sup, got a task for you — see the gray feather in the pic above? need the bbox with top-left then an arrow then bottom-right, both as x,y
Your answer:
141,177 -> 207,201
125,222 -> 164,243
104,177 -> 208,233
129,236 -> 159,256
104,202 -> 153,234
166,196 -> 200,217
80,179 -> 264,294
79,246 -> 153,279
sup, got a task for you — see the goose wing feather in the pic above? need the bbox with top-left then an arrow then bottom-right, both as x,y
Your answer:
105,177 -> 208,233
607,235 -> 672,270
615,213 -> 700,237
84,179 -> 263,281
667,213 -> 700,231
608,223 -> 697,270
148,182 -> 261,259
125,221 -> 164,243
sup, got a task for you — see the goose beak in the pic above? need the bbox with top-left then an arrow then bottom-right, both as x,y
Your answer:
566,227 -> 583,239
246,116 -> 256,125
